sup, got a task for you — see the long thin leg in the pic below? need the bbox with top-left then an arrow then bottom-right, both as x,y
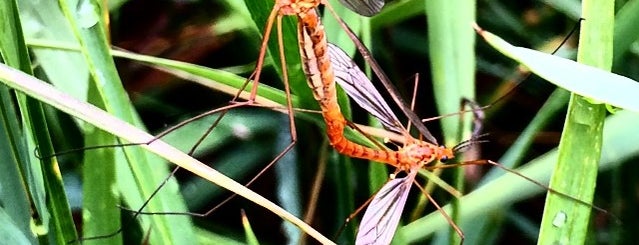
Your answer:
414,182 -> 465,244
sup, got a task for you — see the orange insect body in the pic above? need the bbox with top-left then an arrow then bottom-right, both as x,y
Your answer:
289,3 -> 453,170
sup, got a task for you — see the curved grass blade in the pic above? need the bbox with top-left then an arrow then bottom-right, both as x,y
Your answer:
241,210 -> 260,245
475,24 -> 639,113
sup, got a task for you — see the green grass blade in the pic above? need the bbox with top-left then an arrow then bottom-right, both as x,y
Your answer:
82,86 -> 121,245
426,1 -> 476,244
538,97 -> 604,244
55,0 -> 194,243
108,48 -> 294,107
0,89 -> 38,244
0,0 -> 40,243
1,0 -> 76,243
537,1 -> 613,243
427,0 -> 476,144
241,210 -> 260,245
28,41 -> 384,152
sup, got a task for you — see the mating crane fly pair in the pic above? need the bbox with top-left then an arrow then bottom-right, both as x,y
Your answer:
266,0 -> 475,243
66,0 -> 608,244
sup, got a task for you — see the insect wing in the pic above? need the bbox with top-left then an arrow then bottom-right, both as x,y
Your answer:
338,0 -> 385,17
356,172 -> 415,245
328,43 -> 404,135
330,20 -> 438,145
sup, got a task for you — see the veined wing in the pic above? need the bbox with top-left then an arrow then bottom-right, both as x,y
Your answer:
328,43 -> 405,135
338,0 -> 385,17
355,171 -> 416,245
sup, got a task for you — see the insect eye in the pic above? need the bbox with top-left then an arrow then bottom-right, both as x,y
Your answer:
440,156 -> 449,163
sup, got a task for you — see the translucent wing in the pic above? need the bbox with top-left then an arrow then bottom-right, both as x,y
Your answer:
356,171 -> 416,245
330,21 -> 439,145
338,0 -> 385,17
328,43 -> 405,135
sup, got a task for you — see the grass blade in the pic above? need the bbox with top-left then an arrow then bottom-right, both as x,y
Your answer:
426,1 -> 476,244
476,24 -> 639,112
538,0 -> 613,243
1,0 -> 76,243
55,0 -> 195,243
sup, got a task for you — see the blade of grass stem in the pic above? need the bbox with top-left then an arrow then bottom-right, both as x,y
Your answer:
537,1 -> 613,243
